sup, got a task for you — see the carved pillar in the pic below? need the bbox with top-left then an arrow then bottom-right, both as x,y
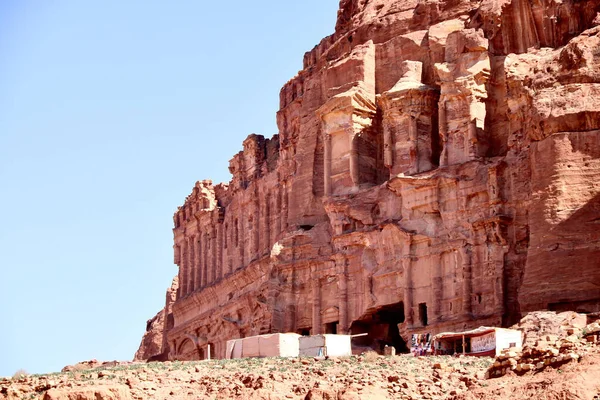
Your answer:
433,252 -> 443,322
264,192 -> 271,253
349,133 -> 359,190
311,265 -> 322,334
281,182 -> 288,230
408,115 -> 418,175
181,240 -> 189,295
188,236 -> 196,292
211,226 -> 217,283
336,256 -> 349,334
253,196 -> 259,260
461,245 -> 473,316
438,101 -> 448,167
324,133 -> 332,196
383,120 -> 393,168
216,224 -> 223,281
403,235 -> 414,326
403,256 -> 414,326
195,235 -> 202,289
273,189 -> 281,240
175,244 -> 183,299
238,214 -> 244,268
203,231 -> 209,287
205,232 -> 211,285
222,221 -> 228,277
467,118 -> 478,160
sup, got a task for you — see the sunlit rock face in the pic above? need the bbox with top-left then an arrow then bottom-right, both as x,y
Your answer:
137,0 -> 600,361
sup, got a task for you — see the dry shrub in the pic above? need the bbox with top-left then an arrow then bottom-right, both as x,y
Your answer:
12,369 -> 28,379
363,351 -> 380,362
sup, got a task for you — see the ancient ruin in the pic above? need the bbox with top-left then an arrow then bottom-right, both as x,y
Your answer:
136,0 -> 600,362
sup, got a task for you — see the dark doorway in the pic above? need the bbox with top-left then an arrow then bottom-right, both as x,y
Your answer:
325,321 -> 338,334
419,303 -> 428,326
351,302 -> 409,354
207,343 -> 216,360
297,327 -> 311,336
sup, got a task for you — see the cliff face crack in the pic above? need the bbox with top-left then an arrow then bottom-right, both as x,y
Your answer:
135,0 -> 600,362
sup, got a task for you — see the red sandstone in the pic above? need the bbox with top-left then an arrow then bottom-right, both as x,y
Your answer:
136,0 -> 600,362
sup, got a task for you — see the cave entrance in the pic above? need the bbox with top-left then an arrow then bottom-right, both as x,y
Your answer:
350,301 -> 409,354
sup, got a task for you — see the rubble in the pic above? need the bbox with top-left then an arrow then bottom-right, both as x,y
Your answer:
487,312 -> 600,378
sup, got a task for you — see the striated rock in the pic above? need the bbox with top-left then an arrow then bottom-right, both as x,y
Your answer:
137,0 -> 600,361
134,277 -> 178,361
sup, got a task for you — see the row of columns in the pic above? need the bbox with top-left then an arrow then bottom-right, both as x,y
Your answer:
177,183 -> 289,299
402,241 -> 476,328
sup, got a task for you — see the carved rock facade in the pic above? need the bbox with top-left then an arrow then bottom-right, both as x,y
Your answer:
138,0 -> 600,361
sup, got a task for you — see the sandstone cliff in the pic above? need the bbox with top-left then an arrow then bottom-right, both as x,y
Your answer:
137,0 -> 600,361
134,277 -> 178,361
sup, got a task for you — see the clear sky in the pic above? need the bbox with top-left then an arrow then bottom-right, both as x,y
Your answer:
0,0 -> 339,376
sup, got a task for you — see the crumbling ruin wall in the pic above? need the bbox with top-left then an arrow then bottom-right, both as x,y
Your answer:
137,0 -> 600,361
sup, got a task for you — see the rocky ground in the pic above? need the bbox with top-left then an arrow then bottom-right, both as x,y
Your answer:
2,350 -> 599,400
3,312 -> 600,400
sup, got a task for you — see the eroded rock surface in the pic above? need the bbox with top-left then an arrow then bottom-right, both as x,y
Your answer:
134,277 -> 178,361
139,0 -> 600,361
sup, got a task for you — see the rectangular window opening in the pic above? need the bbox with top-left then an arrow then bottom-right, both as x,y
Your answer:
418,303 -> 428,327
324,321 -> 339,334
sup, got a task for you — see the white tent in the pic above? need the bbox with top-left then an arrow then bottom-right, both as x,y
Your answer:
299,334 -> 352,357
226,333 -> 301,359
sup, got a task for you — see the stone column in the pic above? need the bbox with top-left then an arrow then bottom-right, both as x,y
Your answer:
324,133 -> 332,196
433,252 -> 443,322
461,245 -> 473,316
253,197 -> 260,260
408,115 -> 418,174
438,101 -> 448,167
311,265 -> 322,334
203,231 -> 209,287
349,134 -> 360,190
467,118 -> 478,160
181,240 -> 189,295
195,236 -> 202,289
402,235 -> 414,326
273,190 -> 281,240
216,224 -> 223,280
222,221 -> 228,277
176,244 -> 183,299
211,226 -> 217,284
264,192 -> 271,253
188,236 -> 196,292
336,256 -> 349,334
383,120 -> 393,168
403,256 -> 414,326
238,215 -> 244,268
281,182 -> 288,230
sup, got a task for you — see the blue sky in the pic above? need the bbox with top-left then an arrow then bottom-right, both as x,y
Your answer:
0,0 -> 339,376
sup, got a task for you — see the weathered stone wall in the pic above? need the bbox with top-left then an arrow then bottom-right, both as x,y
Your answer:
138,0 -> 600,361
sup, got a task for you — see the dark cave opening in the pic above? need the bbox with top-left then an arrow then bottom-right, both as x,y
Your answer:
350,302 -> 409,354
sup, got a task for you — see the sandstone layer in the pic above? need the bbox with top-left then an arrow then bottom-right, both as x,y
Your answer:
139,0 -> 600,361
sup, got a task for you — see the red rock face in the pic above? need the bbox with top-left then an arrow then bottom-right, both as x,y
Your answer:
137,0 -> 600,361
134,277 -> 178,361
